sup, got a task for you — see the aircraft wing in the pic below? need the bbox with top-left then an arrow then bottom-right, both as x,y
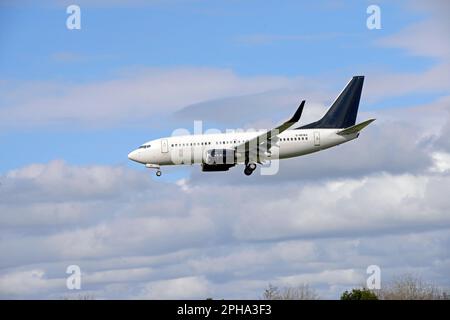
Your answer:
234,101 -> 305,161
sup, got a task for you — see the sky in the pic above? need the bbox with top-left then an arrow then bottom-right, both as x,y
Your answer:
0,0 -> 450,299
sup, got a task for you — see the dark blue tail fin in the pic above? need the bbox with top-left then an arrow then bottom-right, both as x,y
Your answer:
298,76 -> 364,129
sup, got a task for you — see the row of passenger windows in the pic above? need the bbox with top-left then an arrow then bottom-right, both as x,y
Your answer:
170,137 -> 308,147
171,141 -> 243,147
280,137 -> 308,141
171,141 -> 212,147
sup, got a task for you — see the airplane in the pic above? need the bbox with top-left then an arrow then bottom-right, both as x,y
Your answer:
128,76 -> 375,176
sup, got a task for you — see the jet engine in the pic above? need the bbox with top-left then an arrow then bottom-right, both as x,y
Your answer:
202,149 -> 237,171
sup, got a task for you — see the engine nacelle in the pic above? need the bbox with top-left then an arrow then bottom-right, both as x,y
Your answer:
202,149 -> 237,172
201,163 -> 235,172
204,149 -> 237,166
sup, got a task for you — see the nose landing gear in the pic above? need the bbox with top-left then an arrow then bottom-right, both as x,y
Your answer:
145,163 -> 162,177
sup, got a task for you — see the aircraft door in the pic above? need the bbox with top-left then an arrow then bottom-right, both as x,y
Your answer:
161,139 -> 169,153
314,131 -> 320,146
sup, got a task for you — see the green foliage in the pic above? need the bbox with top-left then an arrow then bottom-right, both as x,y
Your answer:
340,288 -> 378,300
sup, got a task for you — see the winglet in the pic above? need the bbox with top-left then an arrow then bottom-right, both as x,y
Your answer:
288,100 -> 305,123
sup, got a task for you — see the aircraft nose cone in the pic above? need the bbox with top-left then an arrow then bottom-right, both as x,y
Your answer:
128,150 -> 138,162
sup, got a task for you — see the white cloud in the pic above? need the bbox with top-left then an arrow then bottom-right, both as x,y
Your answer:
0,269 -> 63,297
430,152 -> 450,173
3,0 -> 450,300
83,267 -> 154,285
376,0 -> 450,60
377,20 -> 450,59
1,65 -> 450,298
277,269 -> 364,287
6,63 -> 448,133
136,276 -> 211,299
1,147 -> 450,298
231,172 -> 450,241
0,68 -> 293,129
2,160 -> 150,202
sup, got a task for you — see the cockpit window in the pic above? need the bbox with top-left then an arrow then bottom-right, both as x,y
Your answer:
138,145 -> 151,149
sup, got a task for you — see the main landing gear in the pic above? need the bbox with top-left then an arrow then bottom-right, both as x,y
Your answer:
244,163 -> 257,176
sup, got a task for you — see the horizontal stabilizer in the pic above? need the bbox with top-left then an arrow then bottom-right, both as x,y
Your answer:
337,119 -> 375,135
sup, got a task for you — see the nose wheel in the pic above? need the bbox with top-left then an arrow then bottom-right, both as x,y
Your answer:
145,164 -> 162,177
244,163 -> 257,176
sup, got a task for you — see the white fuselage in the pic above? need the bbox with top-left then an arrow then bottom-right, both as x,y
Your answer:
128,128 -> 358,167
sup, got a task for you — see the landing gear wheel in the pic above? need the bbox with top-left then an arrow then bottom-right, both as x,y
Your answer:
156,170 -> 162,177
244,163 -> 257,176
244,168 -> 253,176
